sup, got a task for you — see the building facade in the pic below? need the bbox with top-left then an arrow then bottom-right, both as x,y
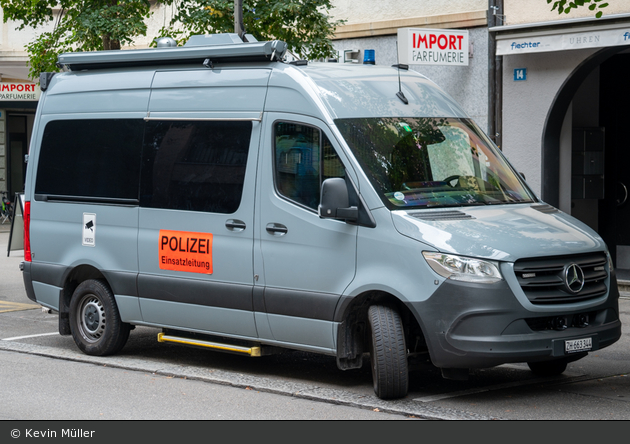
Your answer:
494,1 -> 630,271
0,8 -> 43,200
329,0 -> 490,131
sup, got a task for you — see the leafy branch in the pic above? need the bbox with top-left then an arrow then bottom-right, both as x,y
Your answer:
547,0 -> 610,19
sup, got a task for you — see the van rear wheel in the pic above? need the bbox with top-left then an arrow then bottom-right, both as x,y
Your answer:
69,279 -> 130,356
368,305 -> 409,399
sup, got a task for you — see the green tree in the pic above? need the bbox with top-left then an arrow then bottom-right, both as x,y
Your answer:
0,0 -> 155,79
547,0 -> 610,18
0,0 -> 343,80
154,0 -> 343,61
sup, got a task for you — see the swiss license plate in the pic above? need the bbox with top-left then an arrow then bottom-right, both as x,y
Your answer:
565,337 -> 592,353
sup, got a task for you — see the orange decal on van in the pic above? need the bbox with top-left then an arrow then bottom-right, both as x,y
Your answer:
159,230 -> 213,274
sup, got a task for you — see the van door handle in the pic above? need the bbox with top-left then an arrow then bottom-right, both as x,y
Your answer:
266,223 -> 288,235
226,219 -> 246,231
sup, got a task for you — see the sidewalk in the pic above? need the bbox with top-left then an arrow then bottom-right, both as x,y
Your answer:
0,220 -> 21,258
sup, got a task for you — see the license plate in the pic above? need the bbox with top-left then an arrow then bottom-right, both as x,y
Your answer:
565,337 -> 592,353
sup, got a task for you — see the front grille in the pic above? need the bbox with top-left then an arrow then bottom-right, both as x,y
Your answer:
514,252 -> 608,304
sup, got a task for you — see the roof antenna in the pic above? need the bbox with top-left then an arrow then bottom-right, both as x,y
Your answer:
394,41 -> 409,104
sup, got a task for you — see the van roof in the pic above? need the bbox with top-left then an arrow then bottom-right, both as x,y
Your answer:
284,63 -> 468,120
48,35 -> 468,121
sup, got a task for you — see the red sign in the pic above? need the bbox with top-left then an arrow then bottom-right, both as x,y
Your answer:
159,230 -> 213,274
0,82 -> 41,101
398,28 -> 469,66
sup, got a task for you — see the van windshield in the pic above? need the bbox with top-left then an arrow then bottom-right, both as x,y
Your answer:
335,117 -> 536,209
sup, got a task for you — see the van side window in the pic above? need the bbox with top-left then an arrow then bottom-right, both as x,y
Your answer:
274,122 -> 345,210
35,119 -> 144,200
140,120 -> 252,214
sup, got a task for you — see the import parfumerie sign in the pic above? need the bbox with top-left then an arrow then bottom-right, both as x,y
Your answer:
0,82 -> 41,101
397,28 -> 469,66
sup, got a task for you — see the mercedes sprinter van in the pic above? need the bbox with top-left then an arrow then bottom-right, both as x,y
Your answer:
21,34 -> 621,399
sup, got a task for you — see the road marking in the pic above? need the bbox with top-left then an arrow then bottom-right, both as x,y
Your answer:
0,300 -> 40,313
413,366 -> 585,402
2,332 -> 58,341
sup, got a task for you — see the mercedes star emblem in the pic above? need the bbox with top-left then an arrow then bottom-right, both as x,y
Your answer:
564,263 -> 585,294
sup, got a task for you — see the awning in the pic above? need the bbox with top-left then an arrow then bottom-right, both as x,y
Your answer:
490,13 -> 630,55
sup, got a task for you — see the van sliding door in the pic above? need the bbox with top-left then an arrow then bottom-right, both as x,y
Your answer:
136,68 -> 270,338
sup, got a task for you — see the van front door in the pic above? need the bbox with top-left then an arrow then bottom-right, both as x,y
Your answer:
255,116 -> 358,352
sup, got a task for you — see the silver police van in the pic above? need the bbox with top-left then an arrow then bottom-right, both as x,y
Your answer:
21,34 -> 621,399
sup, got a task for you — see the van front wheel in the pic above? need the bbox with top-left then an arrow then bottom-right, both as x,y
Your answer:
69,279 -> 130,356
368,305 -> 409,399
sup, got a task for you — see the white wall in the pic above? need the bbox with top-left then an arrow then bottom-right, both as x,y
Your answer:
330,0 -> 487,24
503,0 -> 630,26
501,47 -> 599,198
0,9 -> 55,80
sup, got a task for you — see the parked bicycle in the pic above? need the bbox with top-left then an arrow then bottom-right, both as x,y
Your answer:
1,191 -> 13,224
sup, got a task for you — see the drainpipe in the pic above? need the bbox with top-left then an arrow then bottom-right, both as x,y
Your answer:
488,0 -> 503,149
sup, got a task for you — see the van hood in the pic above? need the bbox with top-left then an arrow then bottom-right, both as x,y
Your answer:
391,203 -> 607,262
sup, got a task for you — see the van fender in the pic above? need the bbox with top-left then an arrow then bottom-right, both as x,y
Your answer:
55,262 -> 138,336
333,208 -> 442,369
334,279 -> 443,370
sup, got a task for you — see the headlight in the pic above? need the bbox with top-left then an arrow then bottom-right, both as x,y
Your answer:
422,252 -> 503,284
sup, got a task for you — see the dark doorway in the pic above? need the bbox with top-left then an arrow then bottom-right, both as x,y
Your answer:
598,54 -> 630,270
7,115 -> 29,199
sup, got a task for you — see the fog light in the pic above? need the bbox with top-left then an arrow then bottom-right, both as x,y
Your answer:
574,314 -> 589,328
551,317 -> 567,331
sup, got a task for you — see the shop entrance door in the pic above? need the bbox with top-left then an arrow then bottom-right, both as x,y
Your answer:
7,115 -> 29,198
598,54 -> 630,271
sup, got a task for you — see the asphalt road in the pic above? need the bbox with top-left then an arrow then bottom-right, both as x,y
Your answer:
1,224 -> 628,421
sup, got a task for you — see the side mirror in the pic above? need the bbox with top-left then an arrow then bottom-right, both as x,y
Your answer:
319,178 -> 359,222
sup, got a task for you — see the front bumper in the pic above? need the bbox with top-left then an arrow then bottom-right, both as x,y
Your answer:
407,276 -> 622,369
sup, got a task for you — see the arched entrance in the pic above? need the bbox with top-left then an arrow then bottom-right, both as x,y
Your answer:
542,45 -> 630,271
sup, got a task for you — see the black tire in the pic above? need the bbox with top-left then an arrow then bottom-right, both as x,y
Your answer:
368,305 -> 409,399
527,358 -> 568,376
69,279 -> 130,356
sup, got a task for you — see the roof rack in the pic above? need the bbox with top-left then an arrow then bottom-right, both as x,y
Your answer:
56,34 -> 288,71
